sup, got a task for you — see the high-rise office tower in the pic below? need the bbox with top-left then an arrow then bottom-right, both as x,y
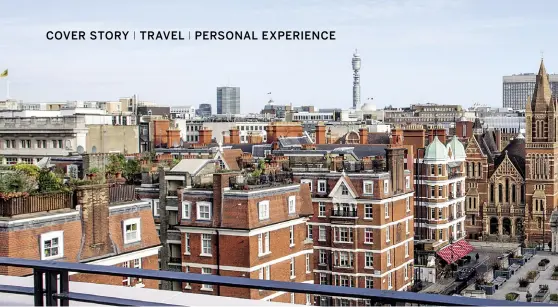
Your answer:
352,50 -> 361,109
503,73 -> 558,110
217,87 -> 240,115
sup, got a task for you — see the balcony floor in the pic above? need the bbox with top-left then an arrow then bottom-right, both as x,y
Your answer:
0,275 -> 293,306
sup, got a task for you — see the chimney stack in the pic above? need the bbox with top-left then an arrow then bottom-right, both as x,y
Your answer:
359,127 -> 369,145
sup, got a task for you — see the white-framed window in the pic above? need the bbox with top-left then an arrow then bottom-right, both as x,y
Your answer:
384,180 -> 389,194
201,233 -> 212,256
288,195 -> 296,214
341,184 -> 349,195
301,179 -> 312,192
404,264 -> 409,280
307,225 -> 313,240
258,200 -> 270,220
387,251 -> 391,266
318,180 -> 327,193
123,218 -> 141,244
153,199 -> 160,217
386,227 -> 390,243
365,276 -> 374,289
319,250 -> 327,265
185,233 -> 191,255
201,267 -> 213,290
333,251 -> 354,268
306,294 -> 311,306
197,202 -> 211,220
405,219 -> 409,234
265,265 -> 270,280
364,228 -> 373,244
405,242 -> 409,257
318,202 -> 326,217
184,266 -> 191,289
320,273 -> 328,285
289,226 -> 294,247
182,201 -> 191,219
258,232 -> 270,256
364,204 -> 372,219
259,267 -> 264,280
405,176 -> 410,189
319,226 -> 326,241
384,203 -> 389,218
406,198 -> 410,212
306,254 -> 311,273
365,252 -> 373,268
387,273 -> 392,289
40,231 -> 64,260
290,257 -> 295,279
363,181 -> 373,194
334,227 -> 353,243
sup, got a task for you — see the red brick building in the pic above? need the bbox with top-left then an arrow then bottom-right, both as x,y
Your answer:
163,171 -> 314,304
281,141 -> 414,306
0,184 -> 161,288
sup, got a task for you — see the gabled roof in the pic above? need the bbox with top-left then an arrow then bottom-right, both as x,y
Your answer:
493,137 -> 525,178
328,174 -> 358,198
474,131 -> 499,163
214,149 -> 243,170
170,159 -> 214,175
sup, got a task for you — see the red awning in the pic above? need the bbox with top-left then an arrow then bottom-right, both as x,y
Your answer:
437,240 -> 475,264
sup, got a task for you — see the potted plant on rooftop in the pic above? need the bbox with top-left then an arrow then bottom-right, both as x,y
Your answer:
505,292 -> 520,302
527,270 -> 539,283
518,277 -> 530,292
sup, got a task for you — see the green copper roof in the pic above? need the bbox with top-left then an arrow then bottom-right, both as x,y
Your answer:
446,135 -> 466,162
424,136 -> 448,164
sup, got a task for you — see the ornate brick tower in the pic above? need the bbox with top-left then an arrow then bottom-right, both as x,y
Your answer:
525,59 -> 558,246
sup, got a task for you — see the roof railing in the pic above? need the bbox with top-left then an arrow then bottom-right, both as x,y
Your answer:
0,257 -> 549,306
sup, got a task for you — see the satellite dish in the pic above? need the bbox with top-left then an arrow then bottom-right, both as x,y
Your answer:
77,145 -> 84,154
91,146 -> 97,153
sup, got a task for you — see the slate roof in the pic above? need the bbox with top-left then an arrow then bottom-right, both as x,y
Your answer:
474,131 -> 499,163
493,137 -> 525,178
278,135 -> 313,148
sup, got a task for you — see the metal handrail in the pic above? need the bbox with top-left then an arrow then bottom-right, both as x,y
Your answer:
0,257 -> 548,306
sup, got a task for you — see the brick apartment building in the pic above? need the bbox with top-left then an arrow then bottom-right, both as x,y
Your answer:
279,139 -> 415,306
413,133 -> 471,271
154,162 -> 314,304
0,184 -> 161,288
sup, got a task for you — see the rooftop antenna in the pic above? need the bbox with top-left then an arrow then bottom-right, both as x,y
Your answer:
541,50 -> 544,60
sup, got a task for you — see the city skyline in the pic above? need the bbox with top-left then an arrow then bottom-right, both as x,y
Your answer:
1,0 -> 558,113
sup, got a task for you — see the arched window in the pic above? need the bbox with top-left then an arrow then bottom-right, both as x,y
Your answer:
498,184 -> 503,203
505,179 -> 509,203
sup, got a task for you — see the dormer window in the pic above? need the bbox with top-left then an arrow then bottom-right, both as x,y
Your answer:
341,184 -> 349,195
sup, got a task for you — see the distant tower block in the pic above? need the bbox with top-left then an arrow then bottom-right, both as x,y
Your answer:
352,49 -> 361,109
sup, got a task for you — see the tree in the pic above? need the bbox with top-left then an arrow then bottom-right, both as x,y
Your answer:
13,164 -> 40,179
0,171 -> 36,193
107,154 -> 126,174
37,169 -> 63,193
124,158 -> 141,182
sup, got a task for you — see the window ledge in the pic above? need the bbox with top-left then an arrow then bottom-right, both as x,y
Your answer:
289,244 -> 295,248
124,239 -> 141,245
184,252 -> 191,256
184,285 -> 191,290
318,263 -> 327,266
290,275 -> 296,280
41,256 -> 64,261
364,242 -> 373,245
304,238 -> 313,244
258,251 -> 272,257
318,239 -> 326,242
364,217 -> 373,220
200,253 -> 213,257
200,287 -> 213,292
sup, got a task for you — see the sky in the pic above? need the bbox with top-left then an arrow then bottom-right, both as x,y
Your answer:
1,0 -> 558,113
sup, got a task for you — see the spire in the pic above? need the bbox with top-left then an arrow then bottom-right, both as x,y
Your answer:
532,59 -> 552,111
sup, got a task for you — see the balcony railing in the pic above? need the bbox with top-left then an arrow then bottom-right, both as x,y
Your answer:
229,172 -> 293,190
0,192 -> 73,217
0,257 -> 536,306
109,184 -> 137,203
331,209 -> 358,218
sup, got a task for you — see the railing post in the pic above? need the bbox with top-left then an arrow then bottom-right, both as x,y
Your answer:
44,271 -> 58,306
59,270 -> 70,306
33,269 -> 44,307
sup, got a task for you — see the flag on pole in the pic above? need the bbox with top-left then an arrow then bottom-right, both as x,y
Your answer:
0,69 -> 7,78
267,92 -> 271,94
